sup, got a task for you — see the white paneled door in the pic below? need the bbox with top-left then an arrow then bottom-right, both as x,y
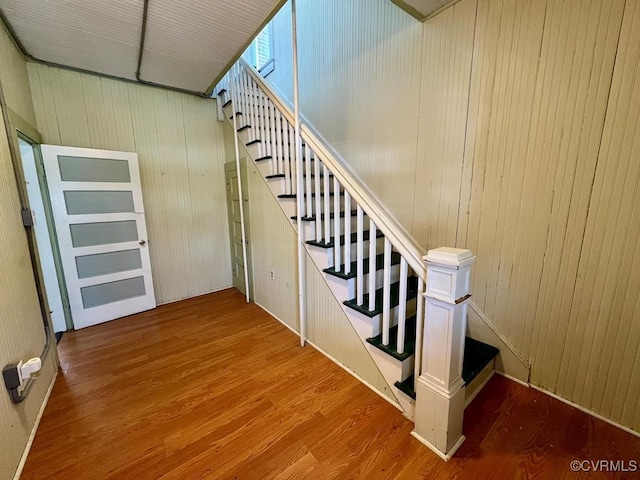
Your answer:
41,145 -> 156,329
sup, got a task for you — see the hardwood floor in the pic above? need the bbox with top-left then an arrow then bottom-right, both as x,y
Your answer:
22,289 -> 640,479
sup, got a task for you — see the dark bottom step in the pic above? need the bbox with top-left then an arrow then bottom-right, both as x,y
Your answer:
394,337 -> 499,400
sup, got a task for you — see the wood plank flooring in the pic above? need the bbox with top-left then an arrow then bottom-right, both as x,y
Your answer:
21,289 -> 640,479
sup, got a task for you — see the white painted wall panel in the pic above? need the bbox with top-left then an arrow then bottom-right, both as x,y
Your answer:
27,64 -> 232,305
268,0 -> 640,432
0,26 -> 57,480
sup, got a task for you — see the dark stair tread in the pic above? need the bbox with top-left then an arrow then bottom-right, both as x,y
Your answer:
306,229 -> 383,249
393,337 -> 499,401
278,191 -> 344,199
255,155 -> 272,162
366,314 -> 417,361
268,173 -> 334,180
229,112 -> 243,119
291,209 -> 357,222
462,337 -> 499,386
395,376 -> 416,400
223,99 -> 232,108
344,276 -> 419,318
324,251 -> 401,280
237,125 -> 251,132
246,139 -> 261,146
218,88 -> 227,95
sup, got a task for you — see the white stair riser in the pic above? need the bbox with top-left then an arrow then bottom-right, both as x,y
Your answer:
306,236 -> 386,268
300,216 -> 368,241
337,297 -> 417,339
368,345 -> 415,382
258,176 -> 338,195
324,263 -> 403,299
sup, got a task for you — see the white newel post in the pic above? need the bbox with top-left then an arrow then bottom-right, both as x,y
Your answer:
412,247 -> 475,461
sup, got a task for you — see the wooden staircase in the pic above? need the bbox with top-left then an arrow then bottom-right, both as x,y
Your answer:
216,60 -> 499,458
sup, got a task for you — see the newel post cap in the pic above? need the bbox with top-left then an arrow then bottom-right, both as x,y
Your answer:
424,247 -> 475,267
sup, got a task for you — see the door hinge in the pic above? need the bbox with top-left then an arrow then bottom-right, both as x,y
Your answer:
21,209 -> 34,228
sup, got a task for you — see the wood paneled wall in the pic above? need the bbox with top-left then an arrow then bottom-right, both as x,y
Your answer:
0,25 -> 57,480
269,0 -> 640,432
27,64 -> 232,305
240,146 -> 396,402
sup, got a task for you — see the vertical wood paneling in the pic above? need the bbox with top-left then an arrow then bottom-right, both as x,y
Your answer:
556,0 -> 640,429
267,0 -> 640,432
27,64 -> 232,305
0,27 -> 57,480
270,0 -> 423,228
244,157 -> 395,400
413,0 -> 476,250
305,255 -> 396,401
245,160 -> 299,329
0,23 -> 36,126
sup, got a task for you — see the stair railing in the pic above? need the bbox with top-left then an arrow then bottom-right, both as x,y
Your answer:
218,58 -> 428,391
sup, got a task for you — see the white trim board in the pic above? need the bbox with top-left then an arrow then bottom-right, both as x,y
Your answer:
13,371 -> 58,480
254,301 -> 403,412
494,371 -> 640,439
156,285 -> 235,306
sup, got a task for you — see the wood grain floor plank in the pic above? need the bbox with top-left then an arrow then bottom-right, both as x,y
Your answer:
21,289 -> 640,479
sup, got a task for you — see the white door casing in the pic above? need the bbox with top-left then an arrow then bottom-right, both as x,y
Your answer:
41,145 -> 156,329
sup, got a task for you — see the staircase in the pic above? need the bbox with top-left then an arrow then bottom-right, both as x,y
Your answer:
215,59 -> 499,459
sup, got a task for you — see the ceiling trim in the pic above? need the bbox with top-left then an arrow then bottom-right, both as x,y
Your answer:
204,0 -> 288,96
0,7 -> 211,98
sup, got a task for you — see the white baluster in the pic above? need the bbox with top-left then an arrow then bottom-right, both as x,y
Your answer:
414,277 -> 425,383
238,70 -> 247,125
356,206 -> 364,305
274,106 -> 283,175
268,99 -> 276,175
305,146 -> 313,219
314,155 -> 321,239
323,164 -> 331,244
250,78 -> 259,147
368,221 -> 377,311
382,239 -> 392,345
282,114 -> 291,194
396,257 -> 408,353
333,177 -> 341,271
290,123 -> 297,196
259,91 -> 266,158
344,191 -> 351,274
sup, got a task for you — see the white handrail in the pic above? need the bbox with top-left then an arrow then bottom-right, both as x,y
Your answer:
237,57 -> 427,278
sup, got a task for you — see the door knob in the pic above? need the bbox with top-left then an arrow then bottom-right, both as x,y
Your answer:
139,240 -> 147,246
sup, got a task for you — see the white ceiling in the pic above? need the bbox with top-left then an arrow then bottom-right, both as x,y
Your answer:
0,0 -> 282,94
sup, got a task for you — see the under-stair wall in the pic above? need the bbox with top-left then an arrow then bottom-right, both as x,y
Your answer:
260,0 -> 640,434
222,120 -> 398,403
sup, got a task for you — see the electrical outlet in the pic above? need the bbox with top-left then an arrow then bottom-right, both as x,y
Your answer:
270,270 -> 275,281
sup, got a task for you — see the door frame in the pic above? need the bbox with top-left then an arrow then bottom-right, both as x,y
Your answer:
224,159 -> 253,298
4,107 -> 59,363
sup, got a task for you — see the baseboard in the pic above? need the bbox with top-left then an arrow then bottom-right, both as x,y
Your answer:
494,370 -> 530,388
410,431 -> 465,461
157,286 -> 235,306
494,371 -> 640,439
13,370 -> 57,480
528,383 -> 640,440
254,301 -> 403,413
